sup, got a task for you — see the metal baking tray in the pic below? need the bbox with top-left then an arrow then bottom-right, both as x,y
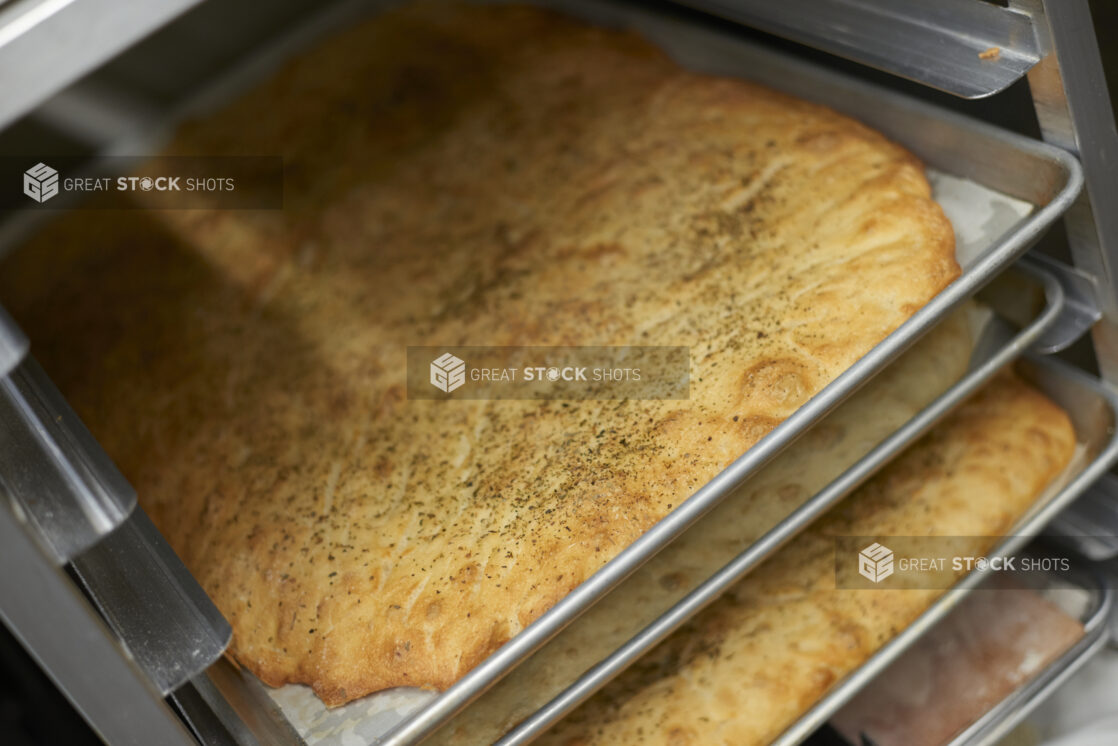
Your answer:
827,554 -> 1112,746
766,356 -> 1118,746
195,261 -> 1064,745
83,0 -> 1084,742
942,562 -> 1112,746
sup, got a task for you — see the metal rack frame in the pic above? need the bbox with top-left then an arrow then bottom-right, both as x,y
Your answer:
0,0 -> 1116,744
0,0 -> 206,133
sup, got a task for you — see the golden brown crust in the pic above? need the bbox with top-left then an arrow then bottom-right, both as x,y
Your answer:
0,4 -> 958,705
538,373 -> 1076,746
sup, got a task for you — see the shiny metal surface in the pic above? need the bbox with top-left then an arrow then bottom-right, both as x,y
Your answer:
0,0 -> 206,131
200,662 -> 306,746
0,357 -> 135,563
70,508 -> 232,696
1026,253 -> 1104,354
0,486 -> 197,746
673,0 -> 1042,99
168,680 -> 242,746
1017,0 -> 1118,384
0,304 -> 28,379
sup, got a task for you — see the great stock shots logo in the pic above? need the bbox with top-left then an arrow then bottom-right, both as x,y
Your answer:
5,156 -> 284,209
410,346 -> 690,400
23,162 -> 59,203
858,542 -> 894,584
430,352 -> 467,393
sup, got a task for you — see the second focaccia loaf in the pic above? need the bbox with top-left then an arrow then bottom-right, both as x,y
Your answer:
539,373 -> 1075,746
0,3 -> 957,705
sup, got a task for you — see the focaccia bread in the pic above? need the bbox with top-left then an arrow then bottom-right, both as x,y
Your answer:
0,3 -> 958,705
538,373 -> 1076,746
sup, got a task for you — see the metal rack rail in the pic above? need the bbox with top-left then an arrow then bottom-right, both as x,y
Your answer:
0,0 -> 206,133
0,312 -> 204,746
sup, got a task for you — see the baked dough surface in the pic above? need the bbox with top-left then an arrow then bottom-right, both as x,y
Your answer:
538,373 -> 1075,746
0,4 -> 957,704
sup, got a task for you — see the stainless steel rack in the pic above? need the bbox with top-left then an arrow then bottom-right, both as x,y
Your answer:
0,316 -> 216,745
0,0 -> 207,133
0,1 -> 1116,745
